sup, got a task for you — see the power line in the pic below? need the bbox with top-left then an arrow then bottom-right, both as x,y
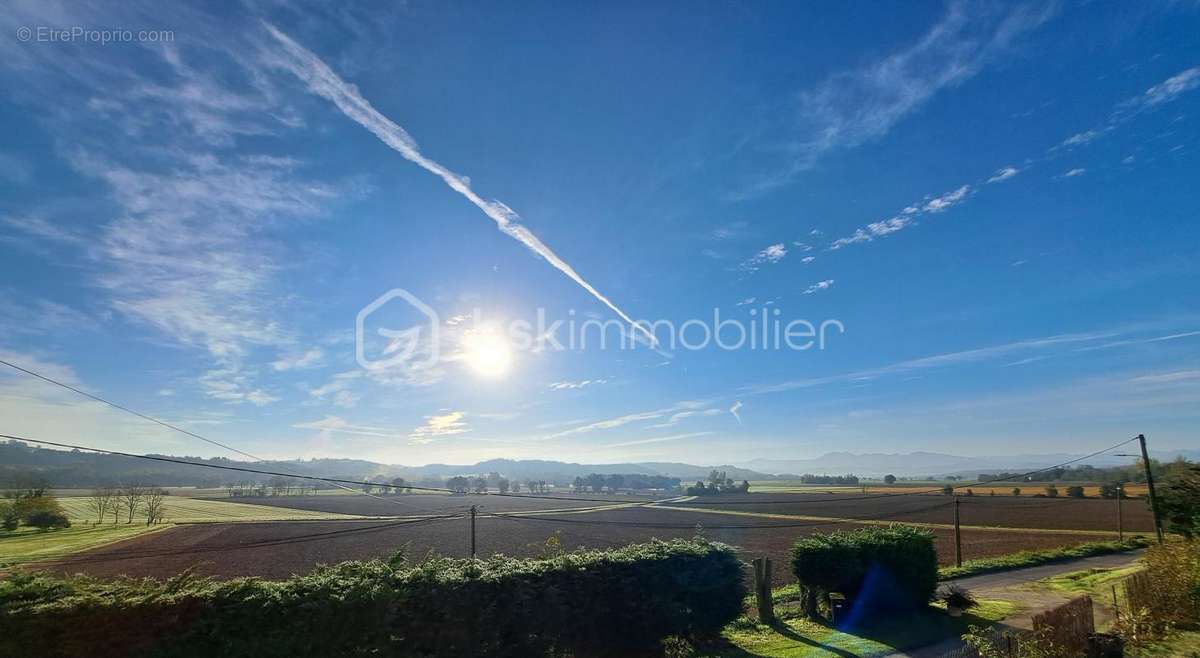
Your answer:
0,359 -> 447,515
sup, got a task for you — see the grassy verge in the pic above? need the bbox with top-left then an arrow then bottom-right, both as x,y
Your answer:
710,600 -> 1015,657
939,537 -> 1149,580
1129,629 -> 1200,657
55,496 -> 369,523
0,524 -> 170,567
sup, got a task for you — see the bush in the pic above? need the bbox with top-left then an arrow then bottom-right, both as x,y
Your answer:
23,510 -> 70,530
0,503 -> 17,531
0,538 -> 745,658
1065,485 -> 1085,498
791,525 -> 937,613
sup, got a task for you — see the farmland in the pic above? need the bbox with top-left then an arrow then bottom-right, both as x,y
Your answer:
670,491 -> 1156,533
36,498 -> 1122,586
55,495 -> 370,523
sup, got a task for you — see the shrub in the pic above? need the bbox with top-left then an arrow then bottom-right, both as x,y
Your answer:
938,584 -> 978,610
23,510 -> 70,530
0,503 -> 17,531
1065,485 -> 1085,498
790,525 -> 937,614
0,538 -> 744,658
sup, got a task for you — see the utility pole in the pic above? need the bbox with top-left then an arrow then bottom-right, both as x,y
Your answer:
1116,484 -> 1123,542
1136,434 -> 1165,544
953,497 -> 962,568
470,505 -> 477,558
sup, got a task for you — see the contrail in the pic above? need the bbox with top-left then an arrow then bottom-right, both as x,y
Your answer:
263,23 -> 656,346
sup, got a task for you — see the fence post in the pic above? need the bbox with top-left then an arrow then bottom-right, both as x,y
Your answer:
753,557 -> 774,624
954,497 -> 963,568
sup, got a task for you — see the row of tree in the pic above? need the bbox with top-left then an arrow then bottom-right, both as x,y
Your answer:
445,476 -> 551,494
570,473 -> 682,494
86,485 -> 169,525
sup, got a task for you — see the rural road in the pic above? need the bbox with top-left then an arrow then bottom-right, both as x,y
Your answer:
887,549 -> 1145,658
943,549 -> 1145,591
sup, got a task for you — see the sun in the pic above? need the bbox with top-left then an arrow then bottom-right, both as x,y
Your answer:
461,329 -> 514,378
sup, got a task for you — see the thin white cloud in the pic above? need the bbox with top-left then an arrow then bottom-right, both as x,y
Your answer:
829,184 -> 971,250
729,401 -> 743,424
1056,67 -> 1200,151
1064,168 -> 1086,178
548,379 -> 608,391
263,24 -> 656,346
987,166 -> 1020,183
408,411 -> 469,444
604,431 -> 713,449
802,279 -> 835,295
294,415 -> 398,439
1133,66 -> 1200,108
647,408 -> 722,429
741,243 -> 788,271
801,256 -> 816,264
271,348 -> 324,371
739,2 -> 1055,194
923,185 -> 972,212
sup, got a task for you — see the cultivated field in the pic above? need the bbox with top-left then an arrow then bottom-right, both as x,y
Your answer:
38,501 -> 1118,585
670,492 -> 1156,533
220,492 -> 664,516
749,481 -> 1151,497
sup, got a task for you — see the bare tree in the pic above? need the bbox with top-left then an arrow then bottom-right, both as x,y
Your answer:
143,488 -> 168,525
120,484 -> 146,524
87,487 -> 117,524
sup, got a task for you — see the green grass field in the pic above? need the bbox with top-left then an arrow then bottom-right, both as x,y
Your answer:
55,496 -> 368,523
0,524 -> 169,567
713,600 -> 1014,657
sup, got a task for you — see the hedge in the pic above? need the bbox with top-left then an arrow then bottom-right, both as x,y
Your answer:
790,525 -> 937,613
0,538 -> 745,658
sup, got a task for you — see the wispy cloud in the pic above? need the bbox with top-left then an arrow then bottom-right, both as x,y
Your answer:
802,279 -> 835,295
294,415 -> 399,439
738,2 -> 1055,194
1063,167 -> 1086,178
408,411 -> 469,444
604,431 -> 713,449
923,185 -> 972,212
263,23 -> 656,346
549,379 -> 609,391
829,184 -> 971,249
987,166 -> 1021,183
1057,66 -> 1200,151
741,243 -> 788,271
729,401 -> 743,424
272,348 -> 324,371
648,408 -> 722,429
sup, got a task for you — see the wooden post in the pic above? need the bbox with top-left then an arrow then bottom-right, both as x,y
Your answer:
1116,485 -> 1123,542
1136,434 -> 1164,544
470,505 -> 477,558
753,557 -> 774,624
954,497 -> 963,568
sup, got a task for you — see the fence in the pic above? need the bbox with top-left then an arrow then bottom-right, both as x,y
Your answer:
938,595 -> 1096,658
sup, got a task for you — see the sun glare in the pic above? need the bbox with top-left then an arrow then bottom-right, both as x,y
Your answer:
461,330 -> 514,377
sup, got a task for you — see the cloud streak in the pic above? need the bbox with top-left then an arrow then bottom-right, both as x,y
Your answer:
263,23 -> 656,346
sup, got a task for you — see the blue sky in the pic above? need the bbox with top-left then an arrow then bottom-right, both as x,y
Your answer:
1,1 -> 1198,466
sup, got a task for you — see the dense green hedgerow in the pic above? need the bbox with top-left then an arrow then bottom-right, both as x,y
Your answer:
790,525 -> 937,613
0,538 -> 745,658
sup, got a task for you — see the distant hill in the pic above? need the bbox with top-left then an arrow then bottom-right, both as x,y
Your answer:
740,448 -> 1200,478
3,440 -> 1194,488
0,441 -> 771,488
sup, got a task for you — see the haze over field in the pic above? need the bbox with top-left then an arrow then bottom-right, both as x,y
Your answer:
1,2 -> 1199,467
